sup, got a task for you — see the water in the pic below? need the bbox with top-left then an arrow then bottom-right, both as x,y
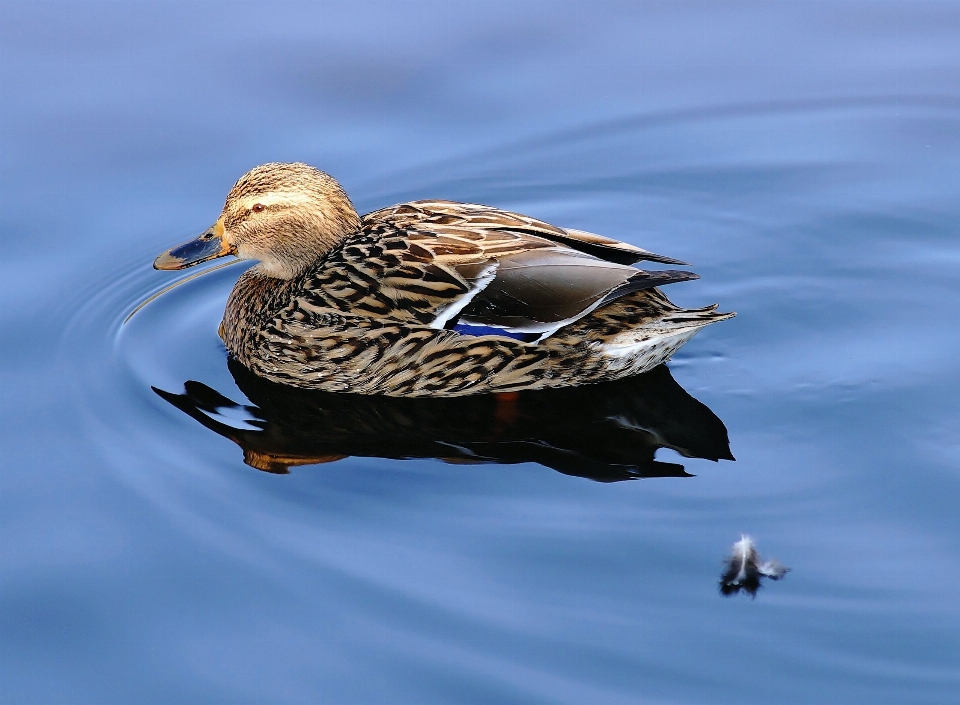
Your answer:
2,2 -> 959,703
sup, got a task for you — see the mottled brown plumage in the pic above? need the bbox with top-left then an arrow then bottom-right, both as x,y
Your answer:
155,162 -> 734,396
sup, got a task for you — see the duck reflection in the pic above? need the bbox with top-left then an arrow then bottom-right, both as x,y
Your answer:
154,360 -> 733,481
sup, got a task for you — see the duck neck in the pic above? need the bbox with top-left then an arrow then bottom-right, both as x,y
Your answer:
253,207 -> 360,280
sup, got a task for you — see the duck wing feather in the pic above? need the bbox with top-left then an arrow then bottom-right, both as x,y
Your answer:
291,200 -> 697,340
371,200 -> 690,265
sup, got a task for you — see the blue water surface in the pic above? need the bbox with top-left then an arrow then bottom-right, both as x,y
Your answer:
2,2 -> 959,703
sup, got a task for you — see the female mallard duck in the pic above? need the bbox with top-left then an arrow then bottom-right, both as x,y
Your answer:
155,162 -> 733,397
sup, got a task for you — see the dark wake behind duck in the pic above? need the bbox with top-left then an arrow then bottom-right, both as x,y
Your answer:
155,162 -> 733,396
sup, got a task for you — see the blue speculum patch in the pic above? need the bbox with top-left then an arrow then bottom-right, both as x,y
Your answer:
452,323 -> 538,342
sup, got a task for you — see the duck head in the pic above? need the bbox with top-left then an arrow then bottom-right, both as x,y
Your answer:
154,162 -> 361,279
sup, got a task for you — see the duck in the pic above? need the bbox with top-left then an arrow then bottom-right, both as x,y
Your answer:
154,162 -> 733,397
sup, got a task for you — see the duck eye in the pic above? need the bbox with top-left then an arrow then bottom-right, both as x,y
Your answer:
251,203 -> 265,213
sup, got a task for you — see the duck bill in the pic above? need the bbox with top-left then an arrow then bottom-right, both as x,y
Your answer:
154,220 -> 236,270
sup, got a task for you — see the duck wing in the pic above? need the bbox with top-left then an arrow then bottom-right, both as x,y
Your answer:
452,248 -> 697,340
295,201 -> 697,341
371,200 -> 690,266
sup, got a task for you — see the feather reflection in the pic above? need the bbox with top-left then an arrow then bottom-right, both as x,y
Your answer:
154,360 -> 733,481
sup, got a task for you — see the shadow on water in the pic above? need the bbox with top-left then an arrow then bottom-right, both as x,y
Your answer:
154,359 -> 733,481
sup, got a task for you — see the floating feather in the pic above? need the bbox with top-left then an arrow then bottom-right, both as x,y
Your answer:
720,534 -> 789,597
